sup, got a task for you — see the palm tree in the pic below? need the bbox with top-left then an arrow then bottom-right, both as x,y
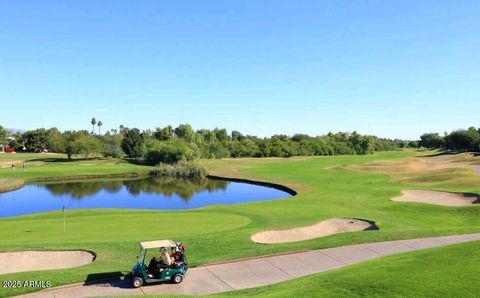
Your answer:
98,121 -> 103,135
91,117 -> 96,134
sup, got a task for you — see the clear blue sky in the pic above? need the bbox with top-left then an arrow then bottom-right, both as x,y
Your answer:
1,1 -> 479,139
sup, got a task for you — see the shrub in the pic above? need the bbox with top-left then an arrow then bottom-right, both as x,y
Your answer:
150,161 -> 207,179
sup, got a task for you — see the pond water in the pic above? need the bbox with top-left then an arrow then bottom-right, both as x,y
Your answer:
0,177 -> 292,217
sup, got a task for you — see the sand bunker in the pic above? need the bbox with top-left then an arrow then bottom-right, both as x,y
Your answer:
393,190 -> 479,207
251,218 -> 377,244
0,250 -> 95,275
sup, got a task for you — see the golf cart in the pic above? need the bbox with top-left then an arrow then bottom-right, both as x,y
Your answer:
131,239 -> 188,288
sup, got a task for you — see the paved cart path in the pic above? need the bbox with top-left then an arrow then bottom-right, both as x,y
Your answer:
17,233 -> 480,298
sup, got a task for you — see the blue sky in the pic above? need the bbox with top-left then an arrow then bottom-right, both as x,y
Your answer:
0,1 -> 478,139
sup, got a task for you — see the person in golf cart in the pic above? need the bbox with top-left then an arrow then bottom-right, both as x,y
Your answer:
160,247 -> 173,266
132,240 -> 188,287
147,247 -> 171,277
147,242 -> 186,277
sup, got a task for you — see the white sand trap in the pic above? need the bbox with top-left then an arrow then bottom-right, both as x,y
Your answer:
251,218 -> 376,244
393,190 -> 479,207
0,250 -> 95,275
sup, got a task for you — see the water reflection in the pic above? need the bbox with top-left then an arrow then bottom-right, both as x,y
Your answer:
42,177 -> 229,201
0,177 -> 291,217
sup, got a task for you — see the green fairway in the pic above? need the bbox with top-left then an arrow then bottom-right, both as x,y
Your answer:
0,151 -> 480,297
0,154 -> 149,182
215,240 -> 480,298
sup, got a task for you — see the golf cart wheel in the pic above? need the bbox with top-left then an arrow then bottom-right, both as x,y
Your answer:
132,277 -> 143,288
172,274 -> 183,284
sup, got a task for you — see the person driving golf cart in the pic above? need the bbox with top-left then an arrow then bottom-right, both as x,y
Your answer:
146,247 -> 172,277
131,239 -> 188,288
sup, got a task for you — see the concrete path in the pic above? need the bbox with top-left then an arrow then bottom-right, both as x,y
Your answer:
17,233 -> 480,298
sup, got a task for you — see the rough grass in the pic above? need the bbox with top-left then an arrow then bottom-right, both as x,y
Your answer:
0,178 -> 23,193
1,151 -> 480,297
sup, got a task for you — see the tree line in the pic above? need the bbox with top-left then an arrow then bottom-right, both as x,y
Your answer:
419,127 -> 480,151
0,122 -> 414,165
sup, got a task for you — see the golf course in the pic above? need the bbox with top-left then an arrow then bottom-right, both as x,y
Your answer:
1,150 -> 479,297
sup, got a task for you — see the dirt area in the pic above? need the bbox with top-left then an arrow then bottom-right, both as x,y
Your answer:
392,190 -> 479,206
251,218 -> 377,244
0,250 -> 95,275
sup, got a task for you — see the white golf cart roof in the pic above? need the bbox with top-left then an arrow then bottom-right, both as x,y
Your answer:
139,240 -> 176,250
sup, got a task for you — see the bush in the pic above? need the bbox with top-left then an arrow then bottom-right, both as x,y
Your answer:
150,161 -> 207,179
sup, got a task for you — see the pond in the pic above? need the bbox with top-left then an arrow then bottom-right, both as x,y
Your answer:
0,177 -> 292,217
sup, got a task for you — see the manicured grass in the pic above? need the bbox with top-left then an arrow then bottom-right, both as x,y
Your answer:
0,153 -> 65,161
0,156 -> 149,182
0,151 -> 480,297
216,240 -> 480,297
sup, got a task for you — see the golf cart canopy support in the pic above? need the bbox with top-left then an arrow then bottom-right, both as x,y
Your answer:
139,240 -> 176,250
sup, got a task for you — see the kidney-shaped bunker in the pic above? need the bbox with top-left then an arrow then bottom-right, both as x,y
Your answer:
0,250 -> 95,275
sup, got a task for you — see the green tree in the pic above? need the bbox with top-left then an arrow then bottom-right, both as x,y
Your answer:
63,131 -> 82,159
197,129 -> 217,143
121,128 -> 144,158
62,131 -> 101,159
102,134 -> 124,158
444,128 -> 480,151
46,128 -> 65,152
419,133 -> 445,149
213,128 -> 229,142
153,126 -> 174,141
174,124 -> 195,143
0,125 -> 8,146
22,128 -> 48,152
76,134 -> 102,158
231,130 -> 244,141
143,139 -> 200,165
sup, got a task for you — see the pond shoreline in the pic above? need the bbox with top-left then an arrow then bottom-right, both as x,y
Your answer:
207,175 -> 298,196
1,171 -> 297,199
0,173 -> 294,217
0,180 -> 25,194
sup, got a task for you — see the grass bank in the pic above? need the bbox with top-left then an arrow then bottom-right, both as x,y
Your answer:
0,154 -> 150,193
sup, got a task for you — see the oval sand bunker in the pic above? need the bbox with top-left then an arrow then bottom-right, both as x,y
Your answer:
251,218 -> 377,244
393,190 -> 479,207
0,250 -> 95,275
